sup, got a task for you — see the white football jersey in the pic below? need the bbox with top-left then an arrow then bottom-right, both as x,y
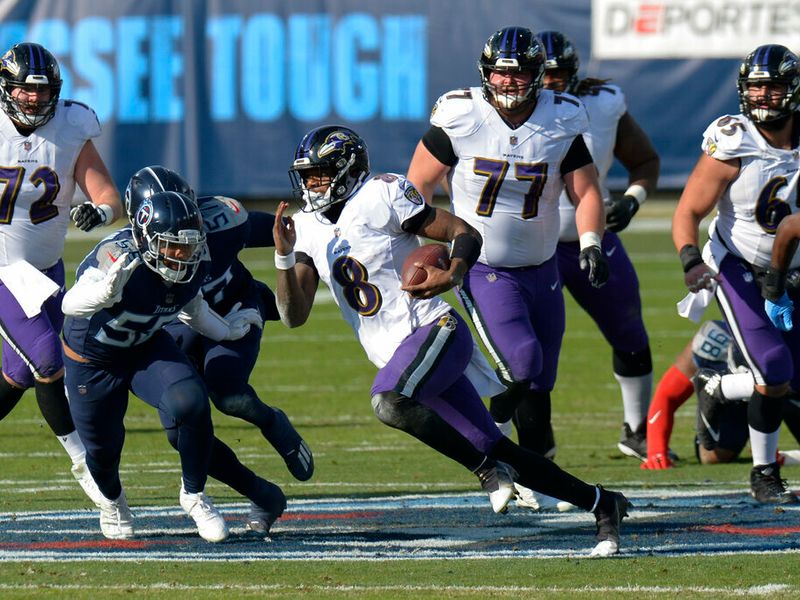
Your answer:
431,87 -> 589,267
0,100 -> 101,269
558,83 -> 627,241
702,114 -> 800,269
293,174 -> 451,368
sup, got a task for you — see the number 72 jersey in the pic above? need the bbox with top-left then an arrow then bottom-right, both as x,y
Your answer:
703,113 -> 800,269
430,86 -> 589,268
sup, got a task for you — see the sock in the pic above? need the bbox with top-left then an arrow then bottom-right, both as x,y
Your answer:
0,375 -> 26,421
720,372 -> 755,401
513,390 -> 553,456
614,372 -> 653,430
749,389 -> 783,466
56,430 -> 87,464
33,377 -> 76,436
645,366 -> 693,456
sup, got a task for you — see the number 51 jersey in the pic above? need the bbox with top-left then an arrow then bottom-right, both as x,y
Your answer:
431,86 -> 589,268
0,100 -> 100,269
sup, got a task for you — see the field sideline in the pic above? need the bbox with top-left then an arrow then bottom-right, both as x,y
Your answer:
2,199 -> 800,598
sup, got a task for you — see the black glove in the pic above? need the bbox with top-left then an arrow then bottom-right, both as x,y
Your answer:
579,245 -> 609,288
605,194 -> 639,233
70,201 -> 109,232
761,267 -> 787,302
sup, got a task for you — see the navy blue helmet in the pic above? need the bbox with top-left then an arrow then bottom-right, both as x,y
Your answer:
124,166 -> 196,223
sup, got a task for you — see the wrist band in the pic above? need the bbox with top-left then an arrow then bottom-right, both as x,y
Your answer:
450,232 -> 481,268
679,244 -> 704,273
98,204 -> 115,224
274,251 -> 296,270
579,231 -> 602,250
624,184 -> 647,206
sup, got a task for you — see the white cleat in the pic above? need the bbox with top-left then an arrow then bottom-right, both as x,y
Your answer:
514,483 -> 575,512
590,539 -> 620,557
98,490 -> 135,539
71,460 -> 105,507
475,459 -> 517,514
180,487 -> 229,542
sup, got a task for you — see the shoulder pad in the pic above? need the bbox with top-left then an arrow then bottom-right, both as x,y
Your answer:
430,87 -> 483,137
60,99 -> 101,139
398,176 -> 425,206
534,90 -> 589,138
580,84 -> 626,118
199,195 -> 249,230
701,114 -> 757,159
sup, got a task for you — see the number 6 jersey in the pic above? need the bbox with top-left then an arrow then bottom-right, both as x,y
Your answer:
0,99 -> 101,269
703,113 -> 800,269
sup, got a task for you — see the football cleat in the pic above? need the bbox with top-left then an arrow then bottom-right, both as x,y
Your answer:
247,478 -> 287,535
98,490 -> 135,540
514,482 -> 575,512
590,486 -> 631,557
180,486 -> 229,542
263,408 -> 314,481
750,463 -> 800,504
495,419 -> 513,438
71,460 -> 105,507
475,459 -> 516,514
694,368 -> 724,422
617,422 -> 647,461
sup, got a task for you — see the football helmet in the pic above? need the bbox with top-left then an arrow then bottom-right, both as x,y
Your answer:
288,125 -> 370,212
0,42 -> 62,129
131,191 -> 206,284
478,27 -> 545,111
738,44 -> 800,124
124,165 -> 196,223
537,30 -> 580,93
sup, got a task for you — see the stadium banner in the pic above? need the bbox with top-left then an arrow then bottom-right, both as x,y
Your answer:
0,1 -> 756,196
592,0 -> 800,59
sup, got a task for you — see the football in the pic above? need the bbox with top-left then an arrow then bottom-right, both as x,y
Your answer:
401,243 -> 451,286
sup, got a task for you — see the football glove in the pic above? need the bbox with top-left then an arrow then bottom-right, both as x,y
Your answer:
103,252 -> 141,301
70,201 -> 110,232
578,245 -> 609,288
605,194 -> 639,233
223,302 -> 264,341
765,292 -> 794,332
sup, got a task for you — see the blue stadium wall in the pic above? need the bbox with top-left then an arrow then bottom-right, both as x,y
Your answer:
0,0 -> 742,197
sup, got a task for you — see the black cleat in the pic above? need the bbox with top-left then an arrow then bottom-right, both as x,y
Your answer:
694,368 -> 725,421
750,462 -> 800,504
591,487 -> 631,557
617,422 -> 647,461
247,479 -> 287,535
263,408 -> 314,481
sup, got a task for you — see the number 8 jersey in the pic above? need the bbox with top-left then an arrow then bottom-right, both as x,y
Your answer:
0,99 -> 100,269
430,86 -> 589,268
703,113 -> 800,269
292,174 -> 451,368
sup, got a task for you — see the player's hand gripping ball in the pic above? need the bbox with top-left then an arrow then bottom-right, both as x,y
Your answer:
401,244 -> 451,286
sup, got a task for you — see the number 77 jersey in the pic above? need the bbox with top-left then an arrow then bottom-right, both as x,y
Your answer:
702,113 -> 800,269
431,86 -> 589,268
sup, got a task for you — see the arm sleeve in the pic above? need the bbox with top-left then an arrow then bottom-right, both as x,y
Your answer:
177,292 -> 231,341
421,126 -> 458,167
560,135 -> 594,176
61,267 -> 117,317
244,211 -> 277,248
401,204 -> 434,233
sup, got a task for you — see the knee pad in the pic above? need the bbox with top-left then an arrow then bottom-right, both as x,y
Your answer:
613,346 -> 653,377
163,378 -> 210,425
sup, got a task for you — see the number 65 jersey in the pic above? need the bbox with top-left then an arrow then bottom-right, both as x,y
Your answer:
431,86 -> 589,268
0,100 -> 100,269
292,174 -> 451,368
703,113 -> 800,269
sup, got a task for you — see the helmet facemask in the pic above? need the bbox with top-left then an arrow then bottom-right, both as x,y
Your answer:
140,228 -> 206,284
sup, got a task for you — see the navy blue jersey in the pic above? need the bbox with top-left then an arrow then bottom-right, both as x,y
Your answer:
196,196 -> 275,315
63,228 -> 209,365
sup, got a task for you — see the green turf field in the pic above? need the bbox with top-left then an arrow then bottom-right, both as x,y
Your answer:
2,200 -> 799,598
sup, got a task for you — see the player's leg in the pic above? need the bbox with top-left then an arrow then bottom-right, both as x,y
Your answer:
696,400 -> 749,464
559,234 -> 652,459
716,254 -> 798,503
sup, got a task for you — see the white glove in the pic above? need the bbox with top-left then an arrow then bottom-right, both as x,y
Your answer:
104,252 -> 141,301
223,301 -> 263,341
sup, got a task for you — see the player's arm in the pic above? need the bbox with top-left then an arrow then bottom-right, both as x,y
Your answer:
605,113 -> 660,232
762,214 -> 800,327
407,126 -> 456,205
72,140 -> 122,228
672,153 -> 738,292
62,252 -> 141,317
402,205 -> 481,299
273,201 -> 319,327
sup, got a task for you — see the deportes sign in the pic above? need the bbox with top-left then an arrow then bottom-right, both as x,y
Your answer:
592,0 -> 800,58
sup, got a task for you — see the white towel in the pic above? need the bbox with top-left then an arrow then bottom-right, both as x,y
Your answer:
0,261 -> 60,318
676,284 -> 716,323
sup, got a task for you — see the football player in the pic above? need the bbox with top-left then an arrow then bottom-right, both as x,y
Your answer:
273,123 -> 630,557
0,42 -> 121,506
538,30 -> 659,463
61,191 -> 267,541
124,166 -> 314,488
406,27 -> 608,511
673,44 -> 800,504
